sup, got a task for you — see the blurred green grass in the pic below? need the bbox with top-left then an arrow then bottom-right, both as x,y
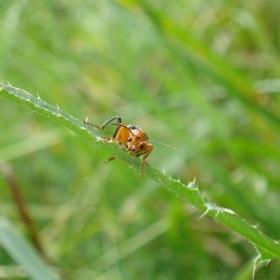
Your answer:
1,0 -> 280,279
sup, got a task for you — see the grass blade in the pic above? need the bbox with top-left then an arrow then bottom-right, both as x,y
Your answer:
1,82 -> 280,263
0,217 -> 60,280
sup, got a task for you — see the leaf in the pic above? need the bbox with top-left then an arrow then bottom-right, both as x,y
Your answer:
0,217 -> 60,280
1,82 -> 280,262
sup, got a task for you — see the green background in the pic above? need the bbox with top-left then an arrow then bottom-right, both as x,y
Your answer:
1,0 -> 280,279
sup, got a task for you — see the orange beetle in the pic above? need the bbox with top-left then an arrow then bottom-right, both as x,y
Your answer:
83,116 -> 181,175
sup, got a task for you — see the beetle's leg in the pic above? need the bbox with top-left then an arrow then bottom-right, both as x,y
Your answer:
101,137 -> 112,143
105,156 -> 116,163
100,116 -> 122,129
82,119 -> 102,130
83,116 -> 122,130
139,145 -> 153,175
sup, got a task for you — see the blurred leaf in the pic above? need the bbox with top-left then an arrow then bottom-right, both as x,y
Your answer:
0,217 -> 60,280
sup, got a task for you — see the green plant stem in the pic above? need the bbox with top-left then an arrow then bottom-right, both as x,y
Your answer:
1,82 -> 280,261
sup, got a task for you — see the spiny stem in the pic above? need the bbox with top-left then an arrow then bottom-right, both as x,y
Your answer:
1,82 -> 280,262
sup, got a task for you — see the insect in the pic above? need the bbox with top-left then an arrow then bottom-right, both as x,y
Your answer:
83,116 -> 182,175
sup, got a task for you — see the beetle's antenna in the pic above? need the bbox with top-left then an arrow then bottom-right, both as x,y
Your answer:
148,141 -> 183,155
